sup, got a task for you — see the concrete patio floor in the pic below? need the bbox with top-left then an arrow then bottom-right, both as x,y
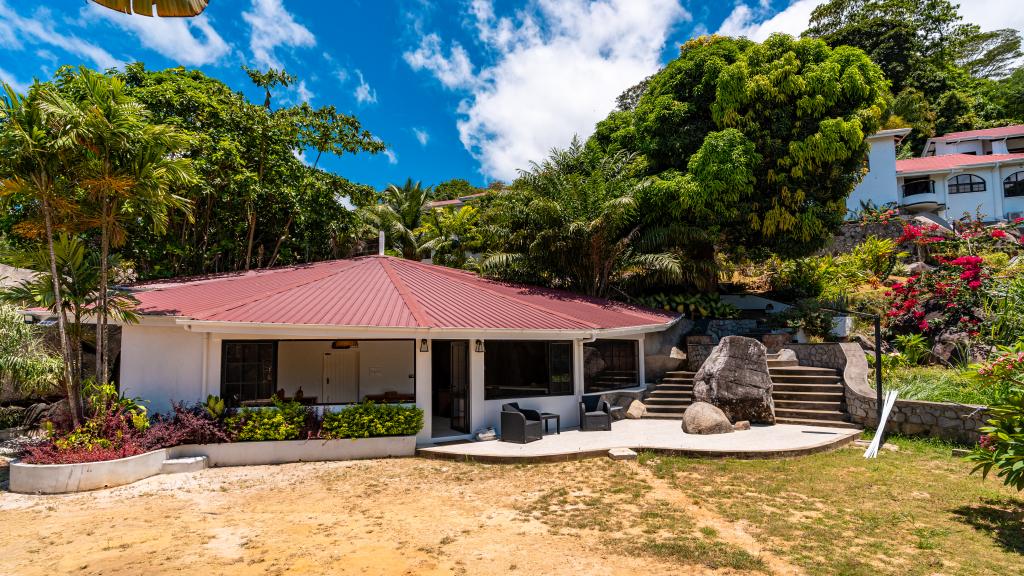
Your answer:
417,419 -> 862,462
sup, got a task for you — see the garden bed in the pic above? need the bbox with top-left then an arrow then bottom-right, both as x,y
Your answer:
9,436 -> 417,494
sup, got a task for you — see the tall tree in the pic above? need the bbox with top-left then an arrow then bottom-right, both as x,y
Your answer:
0,84 -> 81,424
589,34 -> 889,279
418,206 -> 482,269
482,140 -> 681,298
41,67 -> 194,384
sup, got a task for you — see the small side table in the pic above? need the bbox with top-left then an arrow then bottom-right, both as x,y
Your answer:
539,412 -> 561,434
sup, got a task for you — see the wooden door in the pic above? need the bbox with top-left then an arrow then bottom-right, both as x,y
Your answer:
322,350 -> 359,404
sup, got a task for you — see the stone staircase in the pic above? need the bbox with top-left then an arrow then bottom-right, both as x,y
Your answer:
643,354 -> 856,428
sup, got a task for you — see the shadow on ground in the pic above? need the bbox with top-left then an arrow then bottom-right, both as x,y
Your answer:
953,498 -> 1024,554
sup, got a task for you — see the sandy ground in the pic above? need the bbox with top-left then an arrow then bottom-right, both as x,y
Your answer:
0,457 -> 792,576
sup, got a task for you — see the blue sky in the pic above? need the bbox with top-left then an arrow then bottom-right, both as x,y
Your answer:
0,1 -> 1020,191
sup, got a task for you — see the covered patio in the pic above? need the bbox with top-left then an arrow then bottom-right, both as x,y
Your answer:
418,419 -> 861,462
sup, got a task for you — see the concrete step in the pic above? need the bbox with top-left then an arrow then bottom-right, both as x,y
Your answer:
160,456 -> 208,475
661,377 -> 694,384
648,389 -> 693,397
655,384 -> 694,392
775,417 -> 860,429
645,397 -> 692,406
772,390 -> 845,402
770,374 -> 842,384
770,367 -> 837,377
773,399 -> 845,411
664,371 -> 696,378
767,359 -> 799,367
775,408 -> 848,422
643,412 -> 685,420
773,382 -> 845,393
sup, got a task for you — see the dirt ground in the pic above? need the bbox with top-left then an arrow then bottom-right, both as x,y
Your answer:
0,457 -> 787,576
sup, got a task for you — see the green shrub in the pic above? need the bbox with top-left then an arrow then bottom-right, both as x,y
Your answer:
0,406 -> 24,429
893,334 -> 929,366
968,392 -> 1024,491
636,293 -> 739,319
226,399 -> 310,441
321,402 -> 424,439
883,366 -> 991,405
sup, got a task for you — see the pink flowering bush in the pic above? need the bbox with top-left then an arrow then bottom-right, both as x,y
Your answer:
967,351 -> 1024,491
884,255 -> 988,339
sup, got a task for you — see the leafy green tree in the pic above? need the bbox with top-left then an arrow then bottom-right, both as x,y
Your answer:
433,178 -> 480,201
359,179 -> 433,260
591,35 -> 888,279
0,83 -> 81,424
482,140 -> 681,298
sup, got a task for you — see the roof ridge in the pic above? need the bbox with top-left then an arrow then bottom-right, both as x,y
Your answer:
186,259 -> 364,319
379,258 -> 435,328
389,258 -> 606,330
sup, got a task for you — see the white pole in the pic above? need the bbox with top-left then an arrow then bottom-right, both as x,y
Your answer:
378,230 -> 385,256
864,390 -> 898,458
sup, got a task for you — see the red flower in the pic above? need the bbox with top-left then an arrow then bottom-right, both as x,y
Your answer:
991,229 -> 1009,239
968,280 -> 982,289
918,320 -> 930,331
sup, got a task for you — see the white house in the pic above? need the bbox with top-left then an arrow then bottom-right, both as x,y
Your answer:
849,125 -> 1024,222
109,256 -> 677,444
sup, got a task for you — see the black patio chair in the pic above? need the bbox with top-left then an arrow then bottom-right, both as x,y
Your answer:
579,395 -> 613,431
500,402 -> 543,444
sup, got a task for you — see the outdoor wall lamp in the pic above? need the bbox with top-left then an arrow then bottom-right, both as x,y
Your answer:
420,339 -> 429,352
475,339 -> 485,353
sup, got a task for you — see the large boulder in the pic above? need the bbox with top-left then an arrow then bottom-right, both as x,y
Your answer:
644,318 -> 694,381
681,402 -> 733,435
693,336 -> 776,424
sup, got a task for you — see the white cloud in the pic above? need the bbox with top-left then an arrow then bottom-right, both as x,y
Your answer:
295,80 -> 313,103
413,128 -> 430,146
383,149 -> 398,164
0,66 -> 30,93
716,0 -> 818,41
403,33 -> 476,89
292,148 -> 309,165
957,0 -> 1024,35
335,68 -> 349,83
83,3 -> 231,67
405,0 -> 690,180
353,70 -> 377,104
0,1 -> 120,69
242,0 -> 315,69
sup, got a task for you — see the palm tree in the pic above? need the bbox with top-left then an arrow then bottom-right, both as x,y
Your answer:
482,139 -> 681,298
1,235 -> 139,388
90,0 -> 208,17
418,206 -> 482,269
0,84 -> 82,424
40,68 -> 194,385
359,178 -> 433,260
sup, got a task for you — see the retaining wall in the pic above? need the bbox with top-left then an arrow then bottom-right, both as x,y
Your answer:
787,342 -> 987,444
8,436 -> 416,495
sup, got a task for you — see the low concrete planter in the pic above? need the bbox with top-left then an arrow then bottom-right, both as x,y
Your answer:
168,436 -> 416,467
9,448 -> 169,494
9,436 -> 416,494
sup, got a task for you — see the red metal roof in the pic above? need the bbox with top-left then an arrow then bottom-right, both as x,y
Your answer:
131,256 -> 676,331
896,153 -> 1024,174
940,125 -> 1024,142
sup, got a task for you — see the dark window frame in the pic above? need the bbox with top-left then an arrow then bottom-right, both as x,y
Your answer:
902,178 -> 934,198
583,339 -> 640,394
484,340 -> 575,400
948,174 -> 986,194
221,340 -> 278,405
1004,171 -> 1024,198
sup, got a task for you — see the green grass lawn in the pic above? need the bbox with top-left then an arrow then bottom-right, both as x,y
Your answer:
639,434 -> 1024,575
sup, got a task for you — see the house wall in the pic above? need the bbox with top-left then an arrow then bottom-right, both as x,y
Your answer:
848,135 -> 900,211
120,324 -> 207,415
276,340 -> 415,399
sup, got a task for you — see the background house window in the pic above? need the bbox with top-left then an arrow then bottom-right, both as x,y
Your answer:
484,341 -> 573,399
948,174 -> 986,194
1004,171 -> 1024,197
222,341 -> 277,404
584,339 -> 639,393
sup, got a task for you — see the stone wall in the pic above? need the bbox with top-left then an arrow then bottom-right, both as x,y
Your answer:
831,342 -> 987,444
705,319 -> 758,343
821,220 -> 904,256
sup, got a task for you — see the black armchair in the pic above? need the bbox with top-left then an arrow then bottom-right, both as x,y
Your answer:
579,395 -> 613,431
500,402 -> 543,443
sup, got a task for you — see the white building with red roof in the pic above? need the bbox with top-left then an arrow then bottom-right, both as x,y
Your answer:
848,125 -> 1024,222
105,255 -> 678,442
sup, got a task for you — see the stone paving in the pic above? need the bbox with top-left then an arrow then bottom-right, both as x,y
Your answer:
418,418 -> 861,462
